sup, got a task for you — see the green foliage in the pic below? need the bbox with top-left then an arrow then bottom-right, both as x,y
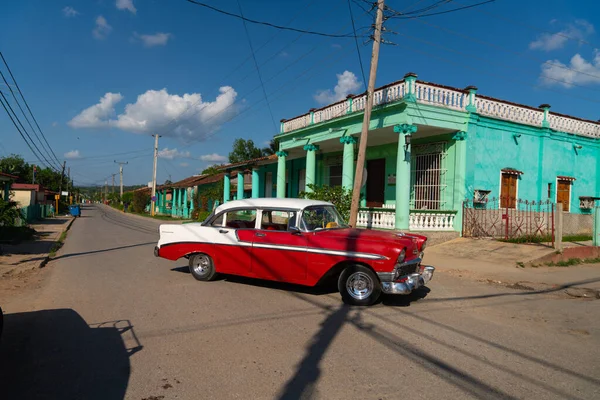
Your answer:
0,154 -> 69,193
228,138 -> 264,164
201,164 -> 224,175
262,138 -> 279,156
0,198 -> 24,227
122,192 -> 134,204
196,210 -> 211,222
132,191 -> 150,214
299,184 -> 353,222
195,181 -> 224,211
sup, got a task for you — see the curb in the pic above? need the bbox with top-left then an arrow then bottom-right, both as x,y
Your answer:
39,217 -> 76,269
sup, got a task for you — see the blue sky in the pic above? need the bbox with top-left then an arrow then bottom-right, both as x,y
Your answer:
1,0 -> 599,187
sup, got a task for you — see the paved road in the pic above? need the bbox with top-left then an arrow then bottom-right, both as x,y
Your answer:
1,204 -> 599,400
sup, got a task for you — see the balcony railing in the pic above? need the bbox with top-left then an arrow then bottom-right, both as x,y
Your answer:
281,79 -> 600,139
357,206 -> 457,231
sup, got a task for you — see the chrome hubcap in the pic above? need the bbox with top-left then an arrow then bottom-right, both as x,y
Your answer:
192,255 -> 210,276
346,272 -> 374,300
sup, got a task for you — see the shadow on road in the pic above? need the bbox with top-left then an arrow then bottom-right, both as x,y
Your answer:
52,242 -> 155,261
0,309 -> 142,400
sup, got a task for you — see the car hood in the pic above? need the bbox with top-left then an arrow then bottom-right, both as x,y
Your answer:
315,228 -> 418,242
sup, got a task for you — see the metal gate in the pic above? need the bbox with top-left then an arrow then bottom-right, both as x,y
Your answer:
463,197 -> 554,244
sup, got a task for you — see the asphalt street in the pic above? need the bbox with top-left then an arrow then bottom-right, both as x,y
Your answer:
1,204 -> 598,400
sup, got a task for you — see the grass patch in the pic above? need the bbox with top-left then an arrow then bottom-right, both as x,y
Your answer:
0,226 -> 36,244
545,257 -> 600,267
500,233 -> 593,244
48,230 -> 68,258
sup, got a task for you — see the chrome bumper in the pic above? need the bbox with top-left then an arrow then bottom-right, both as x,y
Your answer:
379,266 -> 435,295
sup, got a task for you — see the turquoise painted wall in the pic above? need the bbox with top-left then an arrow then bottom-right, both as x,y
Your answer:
466,117 -> 600,214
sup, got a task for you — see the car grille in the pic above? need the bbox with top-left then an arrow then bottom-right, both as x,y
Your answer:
396,263 -> 418,277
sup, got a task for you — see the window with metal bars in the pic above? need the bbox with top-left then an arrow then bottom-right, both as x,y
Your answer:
410,142 -> 447,210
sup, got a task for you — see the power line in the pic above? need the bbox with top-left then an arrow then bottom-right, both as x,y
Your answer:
0,91 -> 58,171
236,0 -> 277,133
348,0 -> 368,88
0,52 -> 62,168
389,0 -> 494,19
184,0 -> 361,38
0,93 -> 56,171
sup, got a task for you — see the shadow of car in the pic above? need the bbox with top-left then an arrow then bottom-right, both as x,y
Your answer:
0,308 -> 142,400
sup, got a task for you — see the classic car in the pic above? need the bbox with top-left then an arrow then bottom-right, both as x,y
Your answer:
155,198 -> 434,306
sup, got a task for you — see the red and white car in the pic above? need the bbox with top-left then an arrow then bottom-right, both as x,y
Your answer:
155,198 -> 434,306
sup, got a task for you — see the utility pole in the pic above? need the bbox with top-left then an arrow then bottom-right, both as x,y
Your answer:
58,161 -> 67,212
150,134 -> 160,216
114,160 -> 128,202
67,167 -> 72,204
349,0 -> 385,228
105,180 -> 108,202
111,173 -> 117,194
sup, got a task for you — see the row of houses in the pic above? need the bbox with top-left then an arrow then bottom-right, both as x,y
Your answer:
153,73 -> 599,237
0,172 -> 60,222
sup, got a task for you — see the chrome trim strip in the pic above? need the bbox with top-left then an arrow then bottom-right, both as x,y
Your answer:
380,266 -> 435,295
252,242 -> 386,260
376,257 -> 422,282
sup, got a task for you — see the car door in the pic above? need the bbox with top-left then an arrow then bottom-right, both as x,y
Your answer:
250,209 -> 308,283
209,208 -> 256,275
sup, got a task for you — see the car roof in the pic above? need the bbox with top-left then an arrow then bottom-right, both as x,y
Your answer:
215,198 -> 332,213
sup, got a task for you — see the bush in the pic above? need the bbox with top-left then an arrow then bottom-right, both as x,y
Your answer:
0,199 -> 24,227
197,210 -> 211,222
299,184 -> 353,222
132,191 -> 150,214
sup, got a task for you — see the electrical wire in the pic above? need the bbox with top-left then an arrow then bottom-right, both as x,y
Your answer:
0,93 -> 55,170
348,0 -> 367,89
389,0 -> 494,19
236,0 -> 278,133
0,52 -> 62,168
184,0 -> 360,38
0,91 -> 59,171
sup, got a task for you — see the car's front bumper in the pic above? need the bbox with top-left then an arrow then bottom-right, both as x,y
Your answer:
378,266 -> 435,295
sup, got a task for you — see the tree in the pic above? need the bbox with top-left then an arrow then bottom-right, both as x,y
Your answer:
228,139 -> 264,164
300,184 -> 354,223
132,191 -> 150,213
262,138 -> 279,156
201,164 -> 224,175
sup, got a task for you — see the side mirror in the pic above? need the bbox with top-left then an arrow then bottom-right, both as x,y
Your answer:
289,226 -> 302,235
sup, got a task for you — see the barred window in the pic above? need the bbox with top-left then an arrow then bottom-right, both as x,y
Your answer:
410,142 -> 447,210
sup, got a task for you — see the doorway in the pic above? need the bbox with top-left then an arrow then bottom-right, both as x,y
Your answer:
366,158 -> 385,207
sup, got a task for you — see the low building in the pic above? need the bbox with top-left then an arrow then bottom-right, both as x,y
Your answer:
10,183 -> 57,222
217,73 -> 600,235
0,172 -> 18,201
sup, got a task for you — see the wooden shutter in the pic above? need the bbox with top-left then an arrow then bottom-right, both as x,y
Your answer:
557,180 -> 571,212
500,173 -> 517,208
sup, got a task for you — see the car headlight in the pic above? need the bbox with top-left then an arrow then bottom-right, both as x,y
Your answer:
397,248 -> 406,264
421,240 -> 427,252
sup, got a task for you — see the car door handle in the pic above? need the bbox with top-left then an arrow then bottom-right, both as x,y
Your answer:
219,229 -> 229,234
255,232 -> 266,237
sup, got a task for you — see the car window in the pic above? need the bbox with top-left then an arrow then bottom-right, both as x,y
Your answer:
301,206 -> 348,231
209,213 -> 224,227
260,210 -> 297,231
225,209 -> 257,229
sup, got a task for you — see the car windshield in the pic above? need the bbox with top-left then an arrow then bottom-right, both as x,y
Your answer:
301,206 -> 348,231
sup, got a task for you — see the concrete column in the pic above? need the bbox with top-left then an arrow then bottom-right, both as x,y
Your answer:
252,168 -> 259,198
452,131 -> 468,233
189,187 -> 195,214
179,188 -> 184,217
237,171 -> 244,200
4,182 -> 10,201
404,72 -> 417,102
465,86 -> 478,113
183,187 -> 188,218
340,136 -> 357,190
224,173 -> 231,202
276,151 -> 288,198
540,104 -> 551,128
304,143 -> 319,192
593,205 -> 600,246
555,202 -> 563,251
172,189 -> 177,216
393,124 -> 418,230
156,191 -> 161,214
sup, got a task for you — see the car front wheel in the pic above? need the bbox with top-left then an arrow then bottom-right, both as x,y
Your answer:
338,265 -> 381,306
189,253 -> 217,281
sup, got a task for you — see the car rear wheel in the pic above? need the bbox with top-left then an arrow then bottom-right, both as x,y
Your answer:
189,253 -> 217,281
338,265 -> 381,306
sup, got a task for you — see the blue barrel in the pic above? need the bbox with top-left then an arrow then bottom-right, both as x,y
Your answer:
69,205 -> 81,217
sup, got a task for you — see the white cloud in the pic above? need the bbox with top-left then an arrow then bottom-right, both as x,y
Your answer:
68,93 -> 123,128
52,121 -> 58,127
132,32 -> 172,47
530,20 -> 594,51
63,6 -> 79,17
540,51 -> 600,87
179,162 -> 189,167
68,87 -> 239,141
116,0 -> 136,14
158,148 -> 191,159
314,71 -> 362,104
93,15 -> 112,40
331,43 -> 342,49
64,150 -> 82,159
199,153 -> 227,162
